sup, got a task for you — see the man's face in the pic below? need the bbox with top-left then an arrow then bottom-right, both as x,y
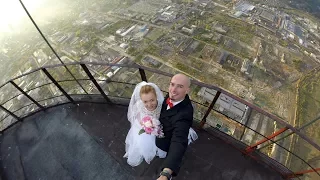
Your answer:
168,74 -> 190,102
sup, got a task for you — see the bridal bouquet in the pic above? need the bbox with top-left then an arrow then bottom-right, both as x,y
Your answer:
139,116 -> 164,138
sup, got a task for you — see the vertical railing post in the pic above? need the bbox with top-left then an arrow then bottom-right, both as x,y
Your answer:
199,91 -> 221,128
10,81 -> 44,110
139,68 -> 148,82
42,68 -> 74,103
80,64 -> 111,103
240,108 -> 252,141
0,105 -> 20,121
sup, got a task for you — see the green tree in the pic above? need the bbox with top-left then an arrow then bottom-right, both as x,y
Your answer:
76,30 -> 81,37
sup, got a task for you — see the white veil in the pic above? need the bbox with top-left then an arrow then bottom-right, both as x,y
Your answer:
127,81 -> 164,124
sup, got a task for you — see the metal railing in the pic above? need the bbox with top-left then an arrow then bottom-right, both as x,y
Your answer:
0,62 -> 319,180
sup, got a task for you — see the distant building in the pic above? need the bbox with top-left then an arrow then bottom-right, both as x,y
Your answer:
140,25 -> 148,32
98,23 -> 110,30
164,6 -> 171,11
82,55 -> 98,63
219,51 -> 229,65
212,34 -> 222,43
273,81 -> 282,89
132,25 -> 149,40
233,11 -> 243,18
281,53 -> 285,63
283,19 -> 305,44
70,37 -> 79,45
288,33 -> 295,39
159,11 -> 177,22
212,22 -> 228,34
197,87 -> 248,121
181,27 -> 194,35
142,56 -> 161,67
120,25 -> 136,37
105,35 -> 116,44
197,87 -> 216,103
61,56 -> 74,63
111,66 -> 119,71
57,35 -> 68,44
179,38 -> 193,52
253,57 -> 258,65
118,57 -> 129,64
151,18 -> 159,24
298,38 -> 304,45
200,3 -> 207,8
158,8 -> 165,13
65,33 -> 75,44
201,33 -> 213,39
234,1 -> 255,16
119,43 -> 129,49
189,41 -> 199,51
259,10 -> 275,23
116,29 -> 124,35
106,72 -> 113,78
241,59 -> 252,74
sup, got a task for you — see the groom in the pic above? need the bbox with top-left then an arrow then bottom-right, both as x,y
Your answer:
156,74 -> 193,180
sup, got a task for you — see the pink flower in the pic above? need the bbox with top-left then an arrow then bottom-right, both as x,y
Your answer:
139,116 -> 165,137
142,116 -> 152,123
142,116 -> 153,128
144,127 -> 153,134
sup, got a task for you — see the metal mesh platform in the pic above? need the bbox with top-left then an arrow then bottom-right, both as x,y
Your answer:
0,102 -> 285,180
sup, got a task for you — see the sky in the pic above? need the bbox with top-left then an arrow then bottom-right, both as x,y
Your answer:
0,0 -> 43,33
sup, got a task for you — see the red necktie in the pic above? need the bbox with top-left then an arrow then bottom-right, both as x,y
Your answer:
166,98 -> 173,108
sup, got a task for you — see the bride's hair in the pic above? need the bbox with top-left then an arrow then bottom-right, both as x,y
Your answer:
140,85 -> 156,97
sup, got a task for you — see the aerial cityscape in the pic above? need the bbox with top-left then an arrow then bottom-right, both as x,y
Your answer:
0,0 -> 319,178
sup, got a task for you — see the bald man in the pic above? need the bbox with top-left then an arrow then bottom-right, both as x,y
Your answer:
156,74 -> 193,180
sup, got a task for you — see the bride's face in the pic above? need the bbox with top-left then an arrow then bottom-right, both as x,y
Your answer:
140,92 -> 158,111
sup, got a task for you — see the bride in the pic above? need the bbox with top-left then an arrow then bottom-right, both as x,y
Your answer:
123,81 -> 197,167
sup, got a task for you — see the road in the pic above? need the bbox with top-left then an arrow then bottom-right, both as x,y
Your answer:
212,2 -> 228,9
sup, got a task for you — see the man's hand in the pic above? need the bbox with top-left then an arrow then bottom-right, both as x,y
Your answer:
163,168 -> 173,174
157,175 -> 168,180
157,168 -> 172,180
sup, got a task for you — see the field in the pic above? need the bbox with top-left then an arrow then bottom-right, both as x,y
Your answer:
288,67 -> 320,175
296,69 -> 320,144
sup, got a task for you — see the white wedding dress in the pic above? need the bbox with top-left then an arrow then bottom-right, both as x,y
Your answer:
124,100 -> 166,166
123,82 -> 198,167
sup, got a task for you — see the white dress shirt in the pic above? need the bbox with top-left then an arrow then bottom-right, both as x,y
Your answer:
166,99 -> 183,110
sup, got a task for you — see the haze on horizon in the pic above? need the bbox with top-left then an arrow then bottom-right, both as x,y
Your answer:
0,0 -> 81,34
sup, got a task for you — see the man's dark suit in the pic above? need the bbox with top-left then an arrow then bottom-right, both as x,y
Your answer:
156,94 -> 193,176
